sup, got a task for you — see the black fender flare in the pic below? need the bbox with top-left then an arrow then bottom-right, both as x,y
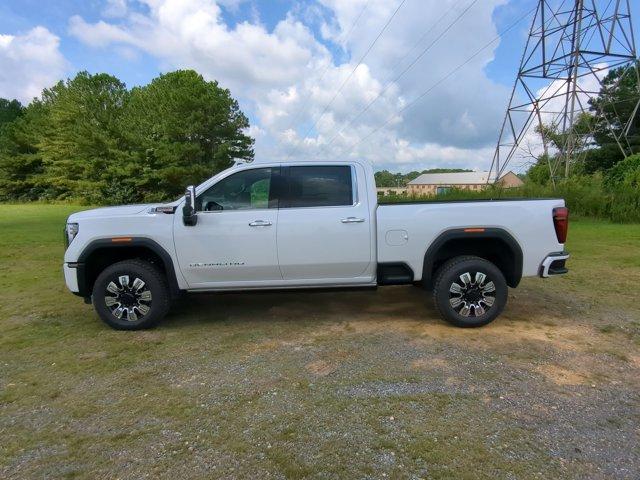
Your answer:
422,228 -> 523,288
74,237 -> 182,298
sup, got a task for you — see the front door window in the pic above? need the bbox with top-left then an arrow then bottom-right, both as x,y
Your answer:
197,168 -> 276,211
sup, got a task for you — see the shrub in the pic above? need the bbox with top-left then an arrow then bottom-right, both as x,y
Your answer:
604,154 -> 640,188
380,172 -> 640,223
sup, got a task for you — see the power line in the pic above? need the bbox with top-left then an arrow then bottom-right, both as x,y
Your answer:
285,0 -> 408,159
341,5 -> 537,157
382,0 -> 469,81
335,0 -> 372,49
320,0 -> 479,153
490,0 -> 638,180
281,0 -> 372,137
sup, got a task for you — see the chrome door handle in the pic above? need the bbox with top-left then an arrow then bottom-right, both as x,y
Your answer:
249,220 -> 272,227
341,217 -> 365,223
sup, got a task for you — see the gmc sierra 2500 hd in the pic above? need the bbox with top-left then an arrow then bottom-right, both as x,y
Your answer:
63,160 -> 569,330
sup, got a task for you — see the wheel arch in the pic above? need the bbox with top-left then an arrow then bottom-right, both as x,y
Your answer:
422,228 -> 523,289
75,238 -> 182,299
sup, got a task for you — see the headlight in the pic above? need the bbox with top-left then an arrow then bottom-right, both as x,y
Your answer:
65,222 -> 79,246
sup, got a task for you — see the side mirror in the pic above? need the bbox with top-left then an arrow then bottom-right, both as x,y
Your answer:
183,185 -> 198,226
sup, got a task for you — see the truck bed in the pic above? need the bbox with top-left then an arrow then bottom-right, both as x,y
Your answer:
376,198 -> 566,280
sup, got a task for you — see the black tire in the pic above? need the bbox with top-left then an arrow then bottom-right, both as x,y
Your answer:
92,259 -> 170,330
433,255 -> 507,328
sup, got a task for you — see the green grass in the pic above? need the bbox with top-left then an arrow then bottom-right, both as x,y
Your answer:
547,218 -> 640,307
1,204 -> 639,479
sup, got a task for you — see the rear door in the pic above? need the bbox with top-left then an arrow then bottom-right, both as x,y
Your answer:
276,164 -> 372,282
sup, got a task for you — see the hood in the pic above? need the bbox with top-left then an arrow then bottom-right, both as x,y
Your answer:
67,204 -> 156,221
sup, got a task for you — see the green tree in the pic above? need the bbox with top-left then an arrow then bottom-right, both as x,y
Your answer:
525,153 -> 553,185
0,70 -> 255,204
588,62 -> 640,172
532,112 -> 594,178
0,98 -> 24,127
582,144 -> 623,174
38,71 -> 130,201
405,171 -> 422,182
374,170 -> 403,187
536,112 -> 594,156
120,70 -> 254,200
0,101 -> 49,200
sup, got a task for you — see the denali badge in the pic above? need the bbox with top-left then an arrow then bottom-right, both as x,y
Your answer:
189,261 -> 245,268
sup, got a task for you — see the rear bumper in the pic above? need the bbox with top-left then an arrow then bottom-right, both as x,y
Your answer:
539,252 -> 569,278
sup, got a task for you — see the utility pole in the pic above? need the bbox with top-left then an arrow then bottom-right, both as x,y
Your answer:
564,0 -> 584,177
490,0 -> 639,182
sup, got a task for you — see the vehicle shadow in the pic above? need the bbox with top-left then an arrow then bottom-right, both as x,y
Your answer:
162,285 -> 441,329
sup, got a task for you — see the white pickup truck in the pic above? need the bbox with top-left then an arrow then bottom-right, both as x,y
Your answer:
63,160 -> 569,330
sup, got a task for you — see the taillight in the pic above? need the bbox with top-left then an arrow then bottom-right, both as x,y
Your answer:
552,207 -> 569,243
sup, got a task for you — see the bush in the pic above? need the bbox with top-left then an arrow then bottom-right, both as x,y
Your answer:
380,172 -> 640,223
604,154 -> 640,188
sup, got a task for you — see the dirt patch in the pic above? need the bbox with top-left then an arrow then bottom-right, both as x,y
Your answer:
411,357 -> 449,370
305,360 -> 338,377
536,364 -> 589,386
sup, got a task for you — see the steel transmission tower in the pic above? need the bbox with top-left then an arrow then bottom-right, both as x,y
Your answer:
490,0 -> 639,182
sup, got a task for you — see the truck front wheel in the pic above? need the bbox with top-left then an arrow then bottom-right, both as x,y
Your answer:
433,256 -> 507,328
92,259 -> 170,330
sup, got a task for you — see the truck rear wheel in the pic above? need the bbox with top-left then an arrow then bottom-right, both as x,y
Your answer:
433,255 -> 507,328
92,259 -> 170,330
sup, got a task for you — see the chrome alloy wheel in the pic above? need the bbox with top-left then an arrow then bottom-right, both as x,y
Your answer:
448,271 -> 496,317
104,275 -> 152,322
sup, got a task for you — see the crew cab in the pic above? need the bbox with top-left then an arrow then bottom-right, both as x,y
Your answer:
63,160 -> 570,330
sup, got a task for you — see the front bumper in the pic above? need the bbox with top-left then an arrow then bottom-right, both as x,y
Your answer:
539,252 -> 570,278
63,263 -> 80,293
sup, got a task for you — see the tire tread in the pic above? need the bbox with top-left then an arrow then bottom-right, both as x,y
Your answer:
92,259 -> 170,330
432,255 -> 507,328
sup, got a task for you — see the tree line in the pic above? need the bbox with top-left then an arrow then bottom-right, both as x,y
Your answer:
514,64 -> 640,222
525,63 -> 639,185
1,64 -> 637,211
0,70 -> 254,204
374,168 -> 473,187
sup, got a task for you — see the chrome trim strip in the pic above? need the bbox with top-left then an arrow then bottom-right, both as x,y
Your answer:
351,164 -> 358,206
196,163 -> 360,212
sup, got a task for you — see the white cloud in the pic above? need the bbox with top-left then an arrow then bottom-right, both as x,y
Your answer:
0,27 -> 67,104
68,0 -> 517,172
102,0 -> 128,18
216,0 -> 250,13
70,2 -> 325,96
69,16 -> 136,47
322,0 -> 511,149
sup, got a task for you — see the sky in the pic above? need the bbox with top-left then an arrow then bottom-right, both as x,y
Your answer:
0,0 -> 637,173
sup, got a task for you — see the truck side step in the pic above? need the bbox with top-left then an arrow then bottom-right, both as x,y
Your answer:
377,263 -> 414,285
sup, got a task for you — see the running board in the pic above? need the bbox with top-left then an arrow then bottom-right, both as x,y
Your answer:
377,263 -> 414,285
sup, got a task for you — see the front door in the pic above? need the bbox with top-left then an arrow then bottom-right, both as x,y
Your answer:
276,164 -> 373,282
173,167 -> 282,288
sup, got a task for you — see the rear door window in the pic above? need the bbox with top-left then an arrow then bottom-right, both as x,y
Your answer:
283,166 -> 353,208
